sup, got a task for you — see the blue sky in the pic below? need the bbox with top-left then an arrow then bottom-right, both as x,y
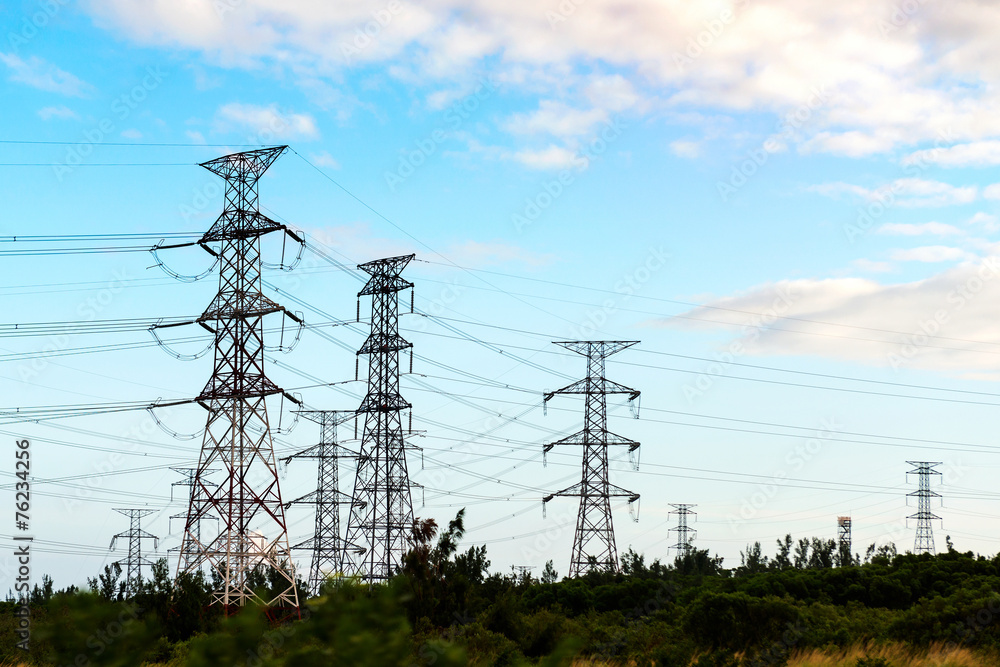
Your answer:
3,0 -> 1000,587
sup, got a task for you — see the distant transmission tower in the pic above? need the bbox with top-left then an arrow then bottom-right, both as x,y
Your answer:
668,504 -> 697,557
168,146 -> 305,612
542,341 -> 641,577
343,254 -> 417,582
282,410 -> 357,593
168,468 -> 217,570
837,516 -> 852,566
906,461 -> 942,554
110,508 -> 158,597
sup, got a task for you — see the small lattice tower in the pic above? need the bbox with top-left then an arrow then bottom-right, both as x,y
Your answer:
906,461 -> 942,554
282,410 -> 357,593
343,254 -> 416,582
542,341 -> 641,577
668,504 -> 697,557
110,508 -> 158,598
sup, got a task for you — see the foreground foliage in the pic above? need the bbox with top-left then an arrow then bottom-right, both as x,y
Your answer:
4,517 -> 1000,665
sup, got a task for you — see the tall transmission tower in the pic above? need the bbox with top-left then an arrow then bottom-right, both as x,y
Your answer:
110,508 -> 158,597
542,341 -> 641,577
282,410 -> 357,594
172,146 -> 304,612
343,254 -> 416,582
668,504 -> 697,557
837,516 -> 852,566
906,461 -> 942,554
168,468 -> 217,570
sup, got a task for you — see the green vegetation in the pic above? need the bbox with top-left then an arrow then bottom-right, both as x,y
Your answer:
4,514 -> 1000,666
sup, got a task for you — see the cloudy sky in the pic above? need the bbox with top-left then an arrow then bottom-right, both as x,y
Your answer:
3,0 -> 1000,586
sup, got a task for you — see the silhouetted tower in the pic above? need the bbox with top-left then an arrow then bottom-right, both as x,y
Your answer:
343,254 -> 416,582
110,508 -> 158,597
171,146 -> 304,612
906,461 -> 942,554
668,504 -> 697,557
168,467 -> 217,570
837,516 -> 852,566
542,341 -> 641,577
282,410 -> 357,593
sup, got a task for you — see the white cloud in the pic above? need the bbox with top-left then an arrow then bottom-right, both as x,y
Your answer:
37,106 -> 78,121
657,258 -> 1000,376
810,178 -> 978,208
504,101 -> 608,137
81,0 -> 1000,158
310,151 -> 340,169
670,140 -> 701,158
902,141 -> 1000,168
213,103 -> 319,140
120,128 -> 142,139
0,53 -> 93,97
983,184 -> 1000,200
509,146 -> 581,170
889,246 -> 973,263
878,222 -> 964,237
185,130 -> 206,144
850,258 -> 893,273
968,212 -> 1000,232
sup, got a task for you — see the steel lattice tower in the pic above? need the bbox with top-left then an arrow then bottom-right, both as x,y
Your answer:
110,508 -> 158,597
168,468 -> 217,570
906,461 -> 942,554
837,516 -> 852,565
542,341 -> 641,577
175,146 -> 302,612
668,504 -> 697,557
343,254 -> 416,582
282,410 -> 357,593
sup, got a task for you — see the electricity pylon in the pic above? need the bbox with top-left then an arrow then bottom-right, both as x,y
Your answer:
542,341 -> 641,577
282,410 -> 357,593
110,508 -> 158,598
668,504 -> 697,557
343,254 -> 417,582
169,146 -> 305,613
906,461 -> 942,554
168,467 -> 217,570
837,516 -> 852,566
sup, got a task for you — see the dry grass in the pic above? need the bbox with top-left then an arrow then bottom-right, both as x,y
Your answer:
786,642 -> 996,667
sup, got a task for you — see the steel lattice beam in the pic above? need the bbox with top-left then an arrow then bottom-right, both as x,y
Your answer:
542,341 -> 641,577
906,461 -> 942,555
343,254 -> 416,582
175,146 -> 300,614
282,410 -> 357,593
110,508 -> 158,598
668,504 -> 697,557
